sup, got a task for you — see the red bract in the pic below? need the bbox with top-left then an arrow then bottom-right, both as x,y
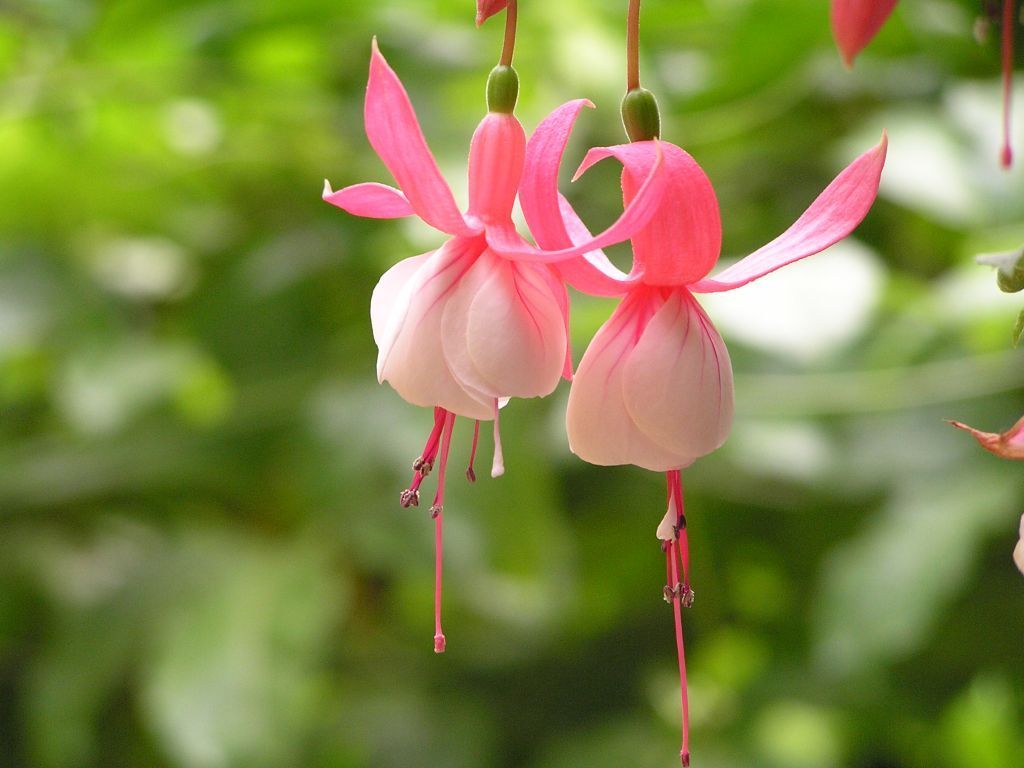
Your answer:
476,0 -> 509,26
830,0 -> 899,68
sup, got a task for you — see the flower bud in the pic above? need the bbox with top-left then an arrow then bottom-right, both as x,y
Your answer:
621,87 -> 661,143
977,247 -> 1024,293
486,65 -> 519,114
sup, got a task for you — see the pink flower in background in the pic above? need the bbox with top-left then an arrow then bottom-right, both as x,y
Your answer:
830,0 -> 899,68
323,41 -> 667,651
476,0 -> 509,26
1015,514 -> 1024,574
949,414 -> 1024,460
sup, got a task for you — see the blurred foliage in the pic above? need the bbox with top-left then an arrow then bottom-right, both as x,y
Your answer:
1,0 -> 1024,767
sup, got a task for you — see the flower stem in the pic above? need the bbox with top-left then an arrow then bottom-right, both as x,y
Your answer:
500,0 -> 518,67
627,0 -> 642,90
1001,0 -> 1016,168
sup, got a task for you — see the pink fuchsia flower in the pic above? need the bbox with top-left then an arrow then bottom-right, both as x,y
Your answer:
522,99 -> 886,763
323,41 -> 667,651
830,0 -> 899,68
949,414 -> 1024,460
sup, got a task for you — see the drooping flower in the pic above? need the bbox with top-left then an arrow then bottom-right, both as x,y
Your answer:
830,0 -> 899,68
949,414 -> 1024,460
518,99 -> 887,764
323,41 -> 667,651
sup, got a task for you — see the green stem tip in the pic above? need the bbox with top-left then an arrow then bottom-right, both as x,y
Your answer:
486,65 -> 519,113
621,87 -> 660,142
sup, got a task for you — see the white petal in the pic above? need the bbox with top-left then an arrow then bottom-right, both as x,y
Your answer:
378,240 -> 493,419
622,291 -> 734,460
370,252 -> 430,354
566,290 -> 690,471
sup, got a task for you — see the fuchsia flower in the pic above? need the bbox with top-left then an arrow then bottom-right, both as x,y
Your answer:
830,0 -> 899,68
323,41 -> 667,651
519,99 -> 886,764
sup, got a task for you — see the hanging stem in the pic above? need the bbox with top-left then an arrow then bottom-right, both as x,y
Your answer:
500,0 -> 518,66
1001,0 -> 1016,168
627,0 -> 642,90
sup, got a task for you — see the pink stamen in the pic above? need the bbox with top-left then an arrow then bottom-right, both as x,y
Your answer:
402,408 -> 449,507
491,398 -> 505,478
430,411 -> 456,654
1001,0 -> 1016,168
667,539 -> 691,767
466,420 -> 481,482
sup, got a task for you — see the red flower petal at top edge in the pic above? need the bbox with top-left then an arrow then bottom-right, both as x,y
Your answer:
949,414 -> 1024,460
476,0 -> 509,26
831,0 -> 900,68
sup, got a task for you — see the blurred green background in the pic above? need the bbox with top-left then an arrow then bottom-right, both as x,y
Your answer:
1,0 -> 1023,766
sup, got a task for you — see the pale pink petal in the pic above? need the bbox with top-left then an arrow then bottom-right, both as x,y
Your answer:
377,239 -> 493,419
323,180 -> 415,219
831,0 -> 899,68
1015,514 -> 1024,575
565,289 -> 694,471
365,40 -> 479,236
442,250 -> 566,399
621,291 -> 734,459
691,134 -> 888,294
535,262 -> 575,380
576,141 -> 721,287
949,414 -> 1024,460
486,140 -> 668,263
370,251 -> 430,353
476,0 -> 509,25
467,113 -> 526,224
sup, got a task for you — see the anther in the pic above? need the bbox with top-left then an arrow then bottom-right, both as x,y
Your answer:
663,585 -> 676,604
465,466 -> 476,483
420,460 -> 433,477
681,585 -> 695,609
412,457 -> 424,472
400,489 -> 420,508
430,504 -> 443,519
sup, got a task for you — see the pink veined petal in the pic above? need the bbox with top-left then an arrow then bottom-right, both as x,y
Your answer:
377,238 -> 494,420
467,113 -> 526,224
365,40 -> 479,237
831,0 -> 900,68
565,288 -> 693,471
520,99 -> 594,251
323,180 -> 416,219
691,133 -> 888,294
519,99 -> 634,296
370,251 -> 431,353
535,262 -> 575,380
948,414 -> 1024,460
441,250 -> 566,400
577,141 -> 722,287
476,0 -> 509,25
553,194 -> 638,297
621,290 -> 734,462
486,140 -> 668,263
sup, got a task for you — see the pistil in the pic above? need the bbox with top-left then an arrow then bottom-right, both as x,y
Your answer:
664,469 -> 691,767
430,410 -> 457,653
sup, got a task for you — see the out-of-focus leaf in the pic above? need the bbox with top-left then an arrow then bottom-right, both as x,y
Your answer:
814,468 -> 1018,677
941,676 -> 1023,768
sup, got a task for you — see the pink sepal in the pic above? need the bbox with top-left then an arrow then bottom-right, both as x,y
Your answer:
831,0 -> 899,68
365,40 -> 480,237
949,415 -> 1024,460
476,0 -> 509,26
576,141 -> 721,287
691,133 -> 887,294
487,140 -> 667,263
553,195 -> 637,297
322,180 -> 415,219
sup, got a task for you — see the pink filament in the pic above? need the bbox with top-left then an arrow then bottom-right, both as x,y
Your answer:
466,420 -> 481,482
668,540 -> 691,766
432,411 -> 456,653
1002,0 -> 1016,168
